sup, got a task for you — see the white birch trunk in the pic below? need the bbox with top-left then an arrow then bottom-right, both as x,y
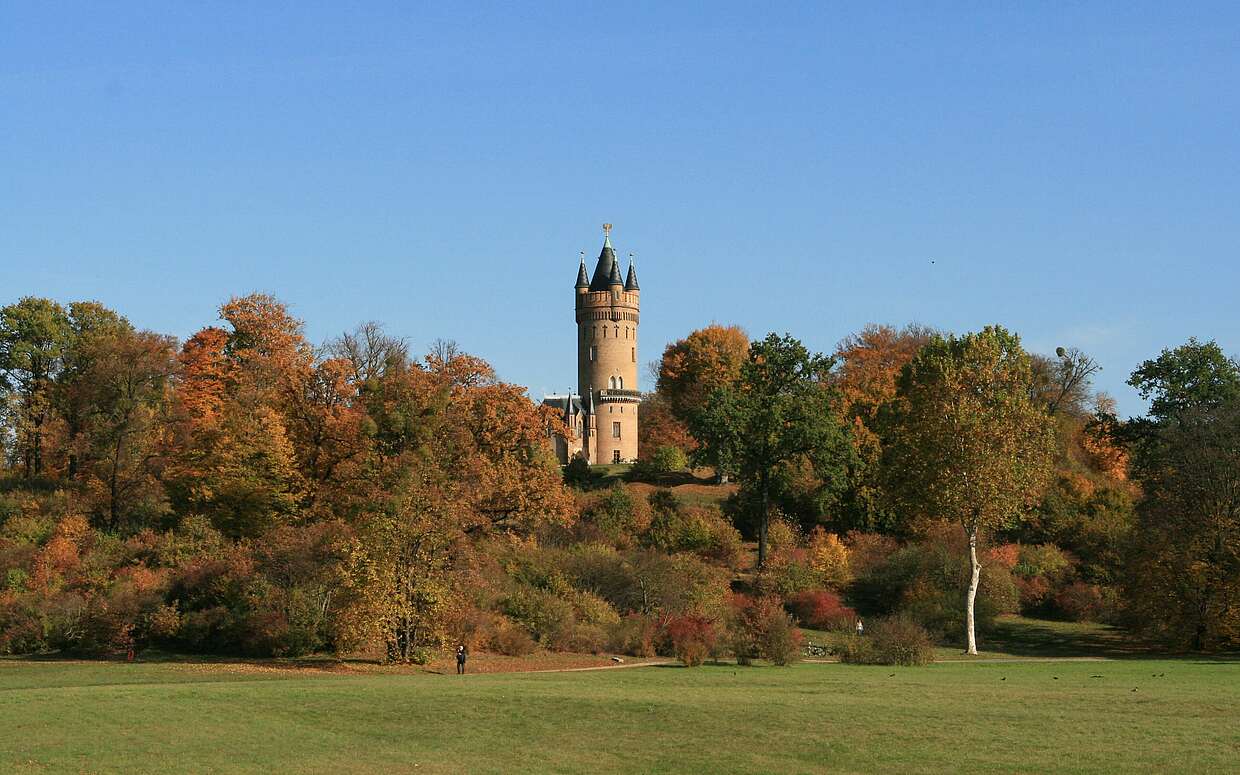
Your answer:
966,527 -> 980,655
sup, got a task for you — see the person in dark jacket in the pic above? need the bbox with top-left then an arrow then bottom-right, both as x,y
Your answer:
456,644 -> 468,674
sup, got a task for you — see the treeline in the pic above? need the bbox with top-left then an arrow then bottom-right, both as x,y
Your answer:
0,295 -> 573,660
639,323 -> 1239,652
1,297 -> 1237,661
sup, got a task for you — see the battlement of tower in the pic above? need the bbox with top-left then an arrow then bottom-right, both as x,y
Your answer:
575,289 -> 640,324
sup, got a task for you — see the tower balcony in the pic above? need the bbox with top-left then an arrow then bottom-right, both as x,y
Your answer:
596,389 -> 642,404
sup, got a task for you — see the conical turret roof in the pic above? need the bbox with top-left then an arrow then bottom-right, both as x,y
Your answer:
575,255 -> 589,288
608,254 -> 623,285
588,234 -> 618,291
625,260 -> 639,291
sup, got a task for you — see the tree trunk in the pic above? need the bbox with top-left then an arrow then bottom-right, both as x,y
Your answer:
965,526 -> 981,655
757,473 -> 770,571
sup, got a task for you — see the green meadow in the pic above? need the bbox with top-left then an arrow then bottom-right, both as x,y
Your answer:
2,649 -> 1237,774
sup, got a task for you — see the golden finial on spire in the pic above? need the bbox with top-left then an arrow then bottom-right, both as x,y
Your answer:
603,223 -> 612,236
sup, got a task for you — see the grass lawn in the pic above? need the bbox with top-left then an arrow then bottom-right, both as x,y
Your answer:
2,649 -> 1238,774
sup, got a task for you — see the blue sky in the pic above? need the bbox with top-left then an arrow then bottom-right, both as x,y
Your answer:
3,3 -> 1238,417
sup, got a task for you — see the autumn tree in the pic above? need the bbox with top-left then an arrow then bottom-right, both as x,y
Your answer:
1029,347 -> 1100,417
882,326 -> 1055,653
1123,339 -> 1240,649
831,323 -> 936,531
657,324 -> 748,419
636,391 -> 696,462
70,327 -> 177,529
689,334 -> 853,569
345,345 -> 574,660
163,295 -> 313,536
54,301 -> 133,478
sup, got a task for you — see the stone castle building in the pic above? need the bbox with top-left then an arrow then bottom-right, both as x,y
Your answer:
544,225 -> 640,465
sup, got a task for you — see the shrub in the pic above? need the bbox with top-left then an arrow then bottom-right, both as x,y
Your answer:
850,536 -> 1019,641
762,548 -> 818,597
1015,543 -> 1072,580
839,616 -> 934,666
729,594 -> 802,666
563,455 -> 594,488
489,622 -> 538,656
806,529 -> 852,589
836,634 -> 872,663
552,623 -> 608,654
846,532 -> 900,570
664,614 -> 718,667
650,445 -> 688,474
702,515 -> 745,569
583,484 -> 650,546
500,587 -> 575,645
607,614 -> 659,657
646,490 -> 698,549
1053,581 -> 1106,622
987,543 -> 1020,571
1015,574 -> 1053,611
870,616 -> 935,665
565,588 -> 621,627
786,589 -> 856,631
766,518 -> 800,553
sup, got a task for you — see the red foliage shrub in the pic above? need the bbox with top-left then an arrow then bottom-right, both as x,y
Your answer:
987,543 -> 1020,571
1015,575 -> 1052,611
1054,582 -> 1105,622
664,614 -> 719,666
729,593 -> 802,666
786,589 -> 857,631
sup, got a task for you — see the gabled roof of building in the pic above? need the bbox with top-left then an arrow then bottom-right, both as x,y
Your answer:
542,394 -> 584,419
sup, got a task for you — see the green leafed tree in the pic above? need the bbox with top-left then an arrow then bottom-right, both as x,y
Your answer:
0,297 -> 72,478
882,326 -> 1056,654
688,333 -> 853,570
1123,339 -> 1240,649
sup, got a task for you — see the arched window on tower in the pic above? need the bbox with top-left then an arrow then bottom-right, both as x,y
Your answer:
618,376 -> 624,389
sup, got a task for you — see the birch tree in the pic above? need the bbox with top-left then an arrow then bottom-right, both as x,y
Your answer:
884,326 -> 1055,653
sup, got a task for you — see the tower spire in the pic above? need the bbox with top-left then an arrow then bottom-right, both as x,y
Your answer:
588,222 -> 619,291
625,252 -> 639,291
575,250 -> 589,288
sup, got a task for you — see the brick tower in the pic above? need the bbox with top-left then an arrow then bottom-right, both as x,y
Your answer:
576,224 -> 640,463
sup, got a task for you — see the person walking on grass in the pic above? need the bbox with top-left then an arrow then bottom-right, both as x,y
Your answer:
456,644 -> 468,674
856,619 -> 864,636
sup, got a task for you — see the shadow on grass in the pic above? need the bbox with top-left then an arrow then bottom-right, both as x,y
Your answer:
977,617 -> 1240,661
